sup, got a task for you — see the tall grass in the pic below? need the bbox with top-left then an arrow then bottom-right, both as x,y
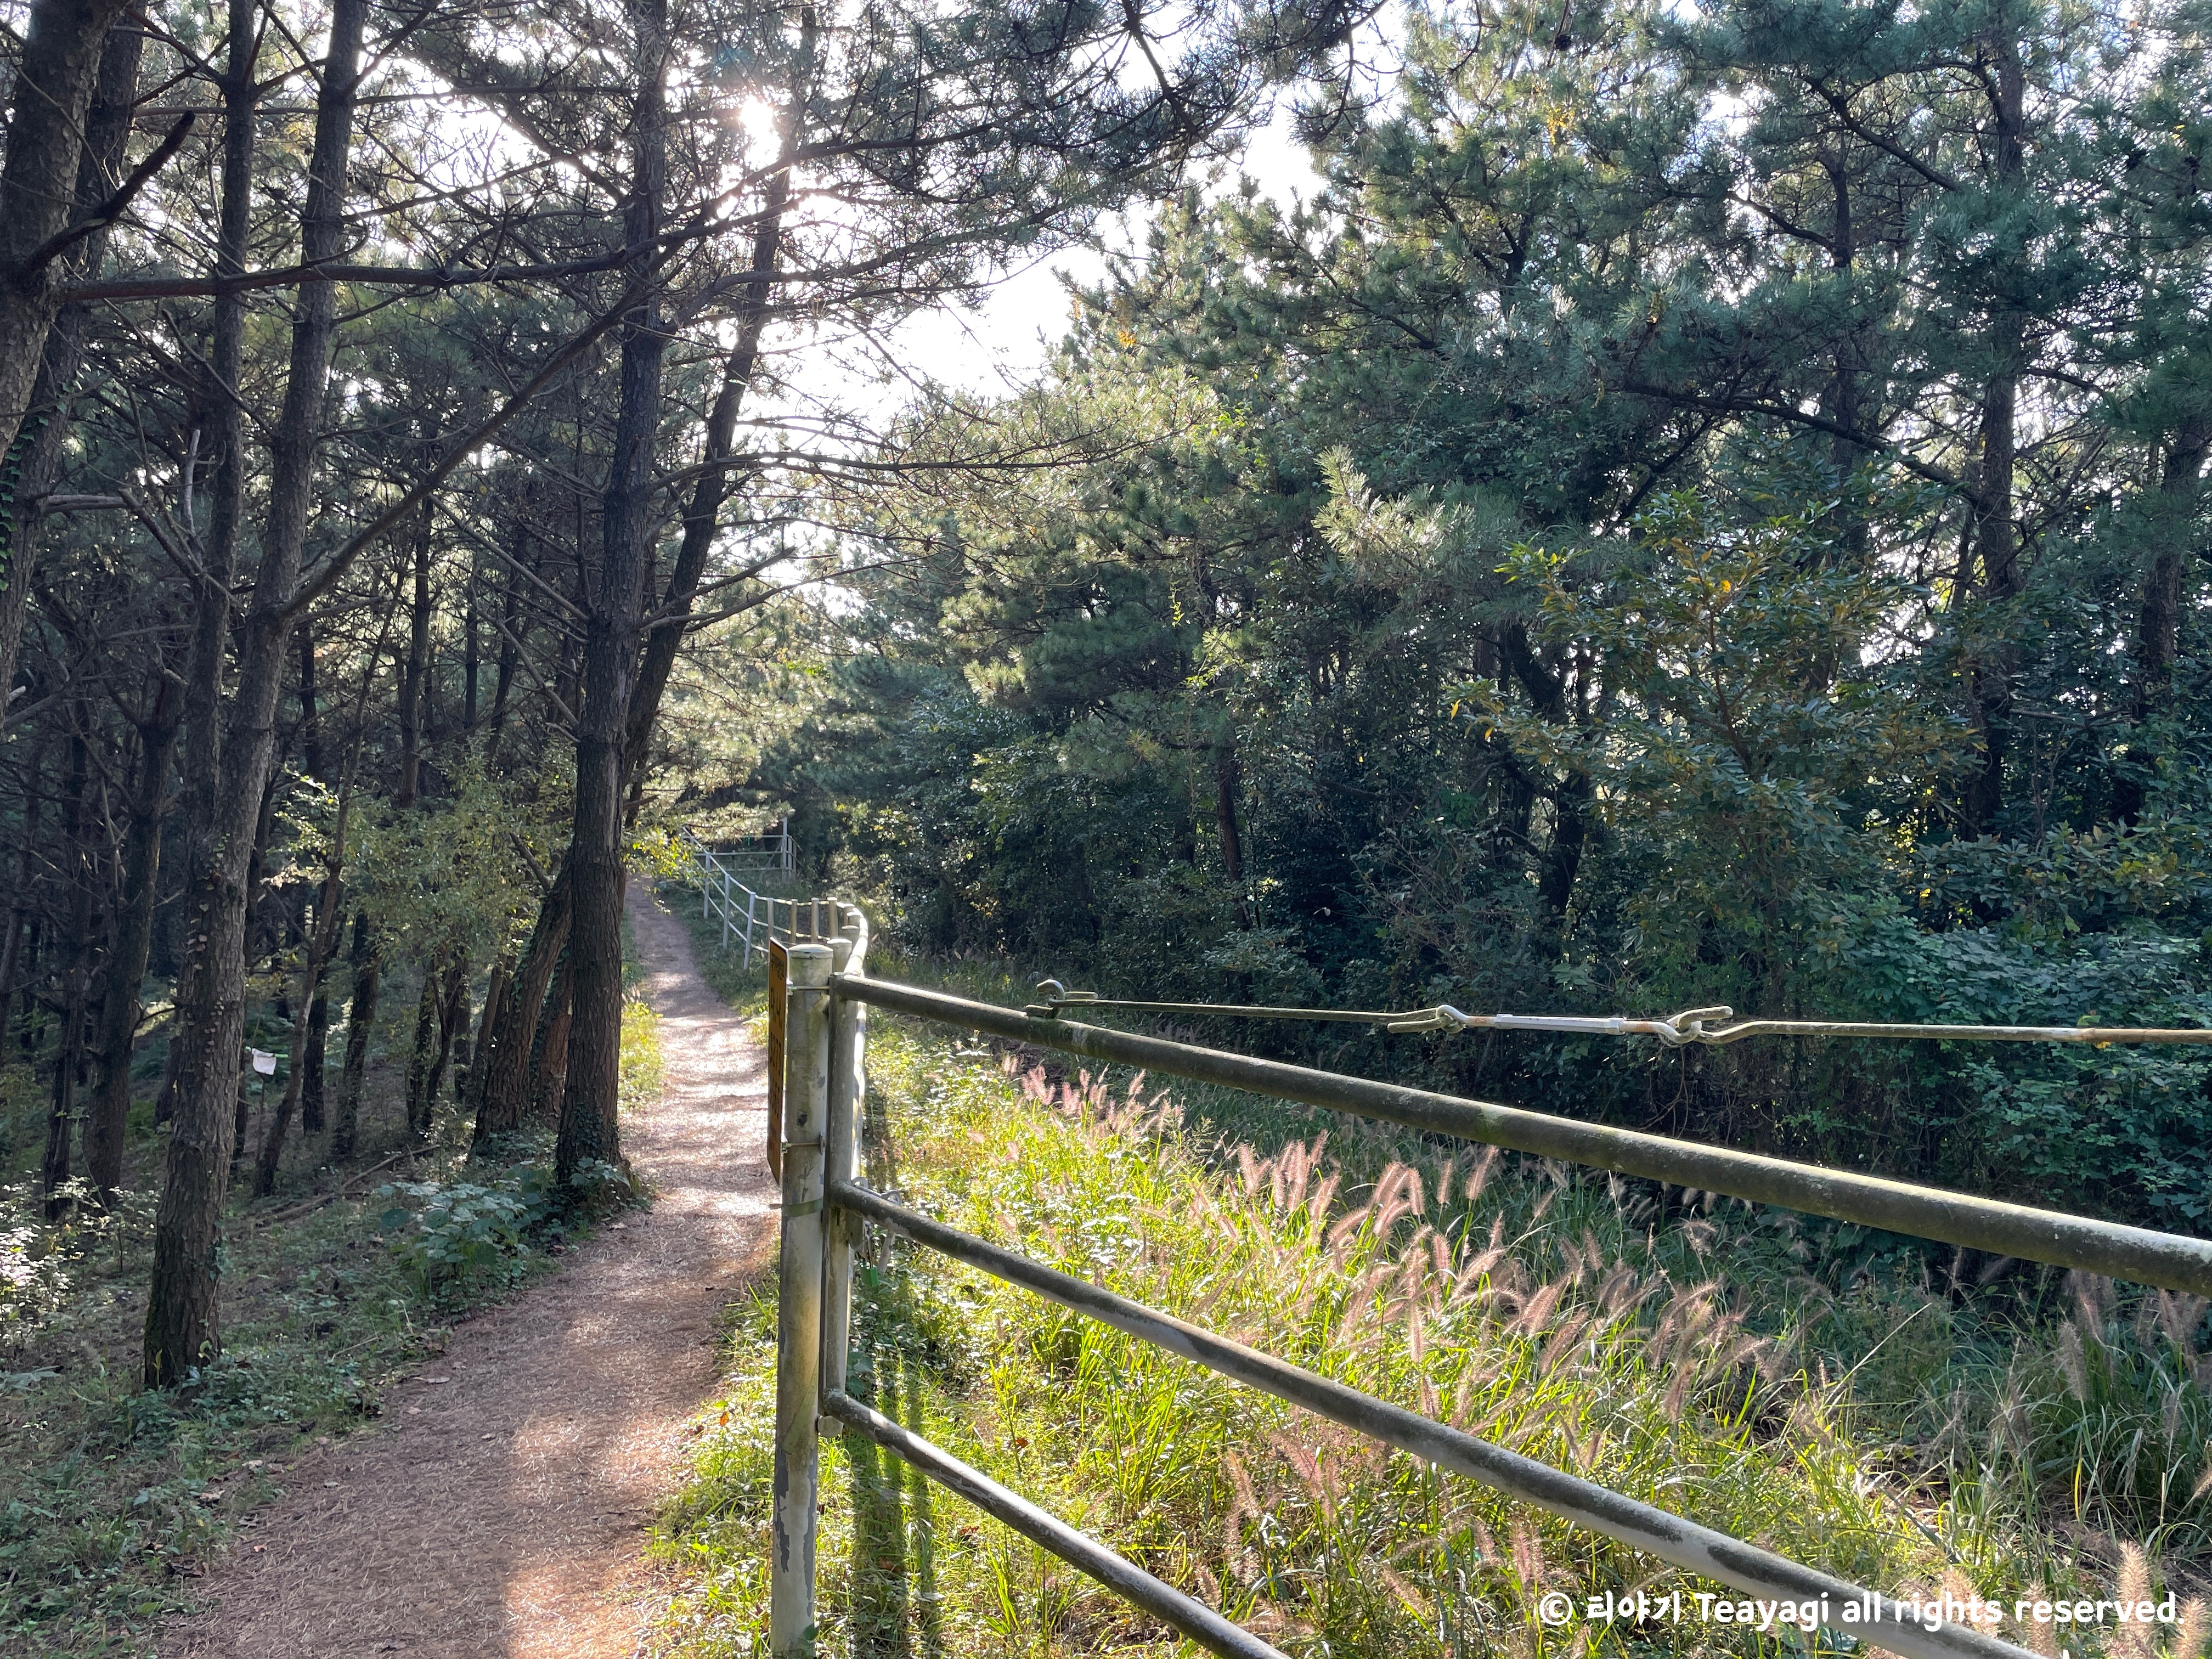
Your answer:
648,995 -> 2212,1658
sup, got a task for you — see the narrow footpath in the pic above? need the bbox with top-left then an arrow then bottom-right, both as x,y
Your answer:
165,890 -> 773,1658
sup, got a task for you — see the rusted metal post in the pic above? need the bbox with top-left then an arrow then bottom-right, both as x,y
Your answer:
822,908 -> 868,1400
769,942 -> 832,1657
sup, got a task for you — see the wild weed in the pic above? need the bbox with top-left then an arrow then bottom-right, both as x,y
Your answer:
653,1017 -> 2212,1656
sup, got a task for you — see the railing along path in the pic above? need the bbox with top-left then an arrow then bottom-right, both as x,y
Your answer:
708,870 -> 2212,1659
689,829 -> 807,967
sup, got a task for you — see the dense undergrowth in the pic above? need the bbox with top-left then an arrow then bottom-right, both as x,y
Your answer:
653,911 -> 2212,1658
0,968 -> 663,1657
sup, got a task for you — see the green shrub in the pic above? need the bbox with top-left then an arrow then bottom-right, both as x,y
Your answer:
376,1155 -> 626,1294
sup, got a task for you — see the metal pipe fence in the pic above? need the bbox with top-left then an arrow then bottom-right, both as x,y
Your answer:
686,833 -> 827,968
743,905 -> 2212,1659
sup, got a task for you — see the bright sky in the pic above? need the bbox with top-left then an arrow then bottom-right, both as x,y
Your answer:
873,105 -> 1328,397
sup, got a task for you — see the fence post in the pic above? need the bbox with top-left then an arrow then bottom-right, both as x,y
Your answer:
699,848 -> 710,919
742,889 -> 759,969
769,942 -> 833,1657
720,868 -> 733,949
822,907 -> 868,1403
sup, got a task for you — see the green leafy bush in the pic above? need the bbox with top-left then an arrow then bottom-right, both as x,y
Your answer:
376,1156 -> 628,1293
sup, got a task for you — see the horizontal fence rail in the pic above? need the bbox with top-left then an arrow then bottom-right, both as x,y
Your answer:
832,1182 -> 2031,1659
838,977 -> 2212,1297
687,834 -> 831,967
822,1390 -> 1290,1659
1030,986 -> 2212,1047
748,926 -> 2212,1659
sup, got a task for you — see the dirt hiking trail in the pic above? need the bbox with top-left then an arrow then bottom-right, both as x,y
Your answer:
165,890 -> 772,1659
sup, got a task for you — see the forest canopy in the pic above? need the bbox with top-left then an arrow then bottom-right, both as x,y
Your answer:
714,0 -> 2212,1228
0,0 -> 1362,1383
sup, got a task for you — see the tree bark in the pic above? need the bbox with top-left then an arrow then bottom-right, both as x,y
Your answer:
300,989 -> 331,1134
0,740 -> 41,1061
0,14 -> 142,733
331,911 -> 380,1161
534,955 -> 576,1126
426,955 -> 469,1116
472,868 -> 569,1142
1214,738 -> 1248,923
154,0 -> 258,1130
0,0 -> 137,481
256,834 -> 348,1195
1954,31 -> 2028,839
40,731 -> 93,1217
458,956 -> 509,1112
146,0 -> 369,1387
398,499 -> 433,807
298,618 -> 325,790
554,0 -> 670,1194
487,523 -> 525,756
616,12 -> 814,793
404,963 -> 441,1138
0,905 -> 19,1065
2132,415 -> 2210,722
85,674 -> 183,1200
462,558 -> 480,734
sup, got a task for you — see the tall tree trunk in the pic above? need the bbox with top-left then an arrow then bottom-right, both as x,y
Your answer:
554,0 -> 670,1194
1819,149 -> 1870,565
0,15 -> 142,732
0,906 -> 20,1066
398,500 -> 432,807
1955,31 -> 2028,840
0,0 -> 136,489
300,990 -> 331,1133
615,13 -> 812,793
2131,415 -> 2210,722
154,0 -> 257,1130
487,523 -> 525,756
459,957 -> 509,1113
1214,738 -> 1248,924
404,963 -> 441,1138
426,955 -> 469,1116
331,912 -> 379,1161
0,740 -> 41,1060
256,838 -> 347,1195
15,921 -> 42,1064
298,618 -> 325,790
534,956 -> 576,1126
462,558 -> 480,735
41,731 -> 93,1217
146,0 -> 369,1387
2112,415 -> 2210,821
472,869 -> 569,1142
287,616 -> 329,1142
85,675 -> 184,1201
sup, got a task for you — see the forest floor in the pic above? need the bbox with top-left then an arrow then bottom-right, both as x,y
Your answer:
162,890 -> 775,1659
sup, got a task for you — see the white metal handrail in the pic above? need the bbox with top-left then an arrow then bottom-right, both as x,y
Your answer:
686,832 -> 826,967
